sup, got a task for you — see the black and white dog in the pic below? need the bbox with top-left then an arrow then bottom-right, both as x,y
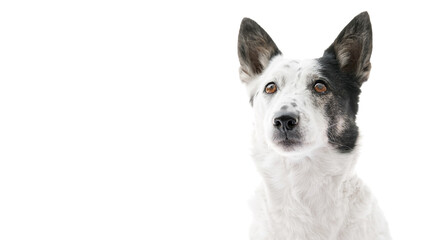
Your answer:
237,12 -> 391,240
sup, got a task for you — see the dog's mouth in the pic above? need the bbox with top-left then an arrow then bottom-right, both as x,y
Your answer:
273,130 -> 302,147
274,138 -> 302,150
272,131 -> 302,149
268,121 -> 308,153
276,138 -> 300,146
269,137 -> 311,156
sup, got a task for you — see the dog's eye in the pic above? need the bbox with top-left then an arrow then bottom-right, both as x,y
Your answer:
265,82 -> 277,94
314,81 -> 327,93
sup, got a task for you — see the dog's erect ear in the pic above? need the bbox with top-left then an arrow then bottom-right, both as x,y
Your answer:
238,18 -> 281,83
324,12 -> 373,85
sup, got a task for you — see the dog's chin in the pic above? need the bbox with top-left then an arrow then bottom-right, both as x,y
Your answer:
269,138 -> 315,157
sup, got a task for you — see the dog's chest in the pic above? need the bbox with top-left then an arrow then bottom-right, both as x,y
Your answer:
251,182 -> 346,240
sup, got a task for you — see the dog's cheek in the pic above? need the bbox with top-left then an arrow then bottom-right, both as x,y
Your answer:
303,95 -> 330,144
263,105 -> 277,142
252,99 -> 269,138
323,97 -> 359,153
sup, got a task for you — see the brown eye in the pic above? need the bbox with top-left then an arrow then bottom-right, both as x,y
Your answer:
265,82 -> 277,94
314,81 -> 327,93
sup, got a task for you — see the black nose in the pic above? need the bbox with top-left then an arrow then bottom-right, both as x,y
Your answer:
273,113 -> 299,132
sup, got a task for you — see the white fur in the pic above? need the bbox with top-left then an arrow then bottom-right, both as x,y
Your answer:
246,56 -> 391,240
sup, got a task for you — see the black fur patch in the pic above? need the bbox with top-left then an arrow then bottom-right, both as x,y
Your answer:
315,11 -> 372,153
317,56 -> 361,153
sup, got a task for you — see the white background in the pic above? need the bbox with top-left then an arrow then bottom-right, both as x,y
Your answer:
1,1 -> 426,239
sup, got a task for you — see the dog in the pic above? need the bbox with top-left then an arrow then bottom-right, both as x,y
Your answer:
237,12 -> 391,240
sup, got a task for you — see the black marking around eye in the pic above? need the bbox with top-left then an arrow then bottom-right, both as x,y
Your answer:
317,56 -> 362,153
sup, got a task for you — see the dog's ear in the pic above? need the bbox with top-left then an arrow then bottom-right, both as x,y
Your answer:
238,18 -> 281,83
324,12 -> 373,85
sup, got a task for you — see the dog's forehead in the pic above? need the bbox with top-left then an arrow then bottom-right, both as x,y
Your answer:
262,57 -> 320,85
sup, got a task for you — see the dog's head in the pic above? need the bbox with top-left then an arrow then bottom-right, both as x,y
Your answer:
238,12 -> 372,156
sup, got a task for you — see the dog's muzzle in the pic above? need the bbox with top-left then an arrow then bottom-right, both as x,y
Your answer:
271,110 -> 303,150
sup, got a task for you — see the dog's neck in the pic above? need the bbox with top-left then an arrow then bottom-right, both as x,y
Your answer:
252,137 -> 359,212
